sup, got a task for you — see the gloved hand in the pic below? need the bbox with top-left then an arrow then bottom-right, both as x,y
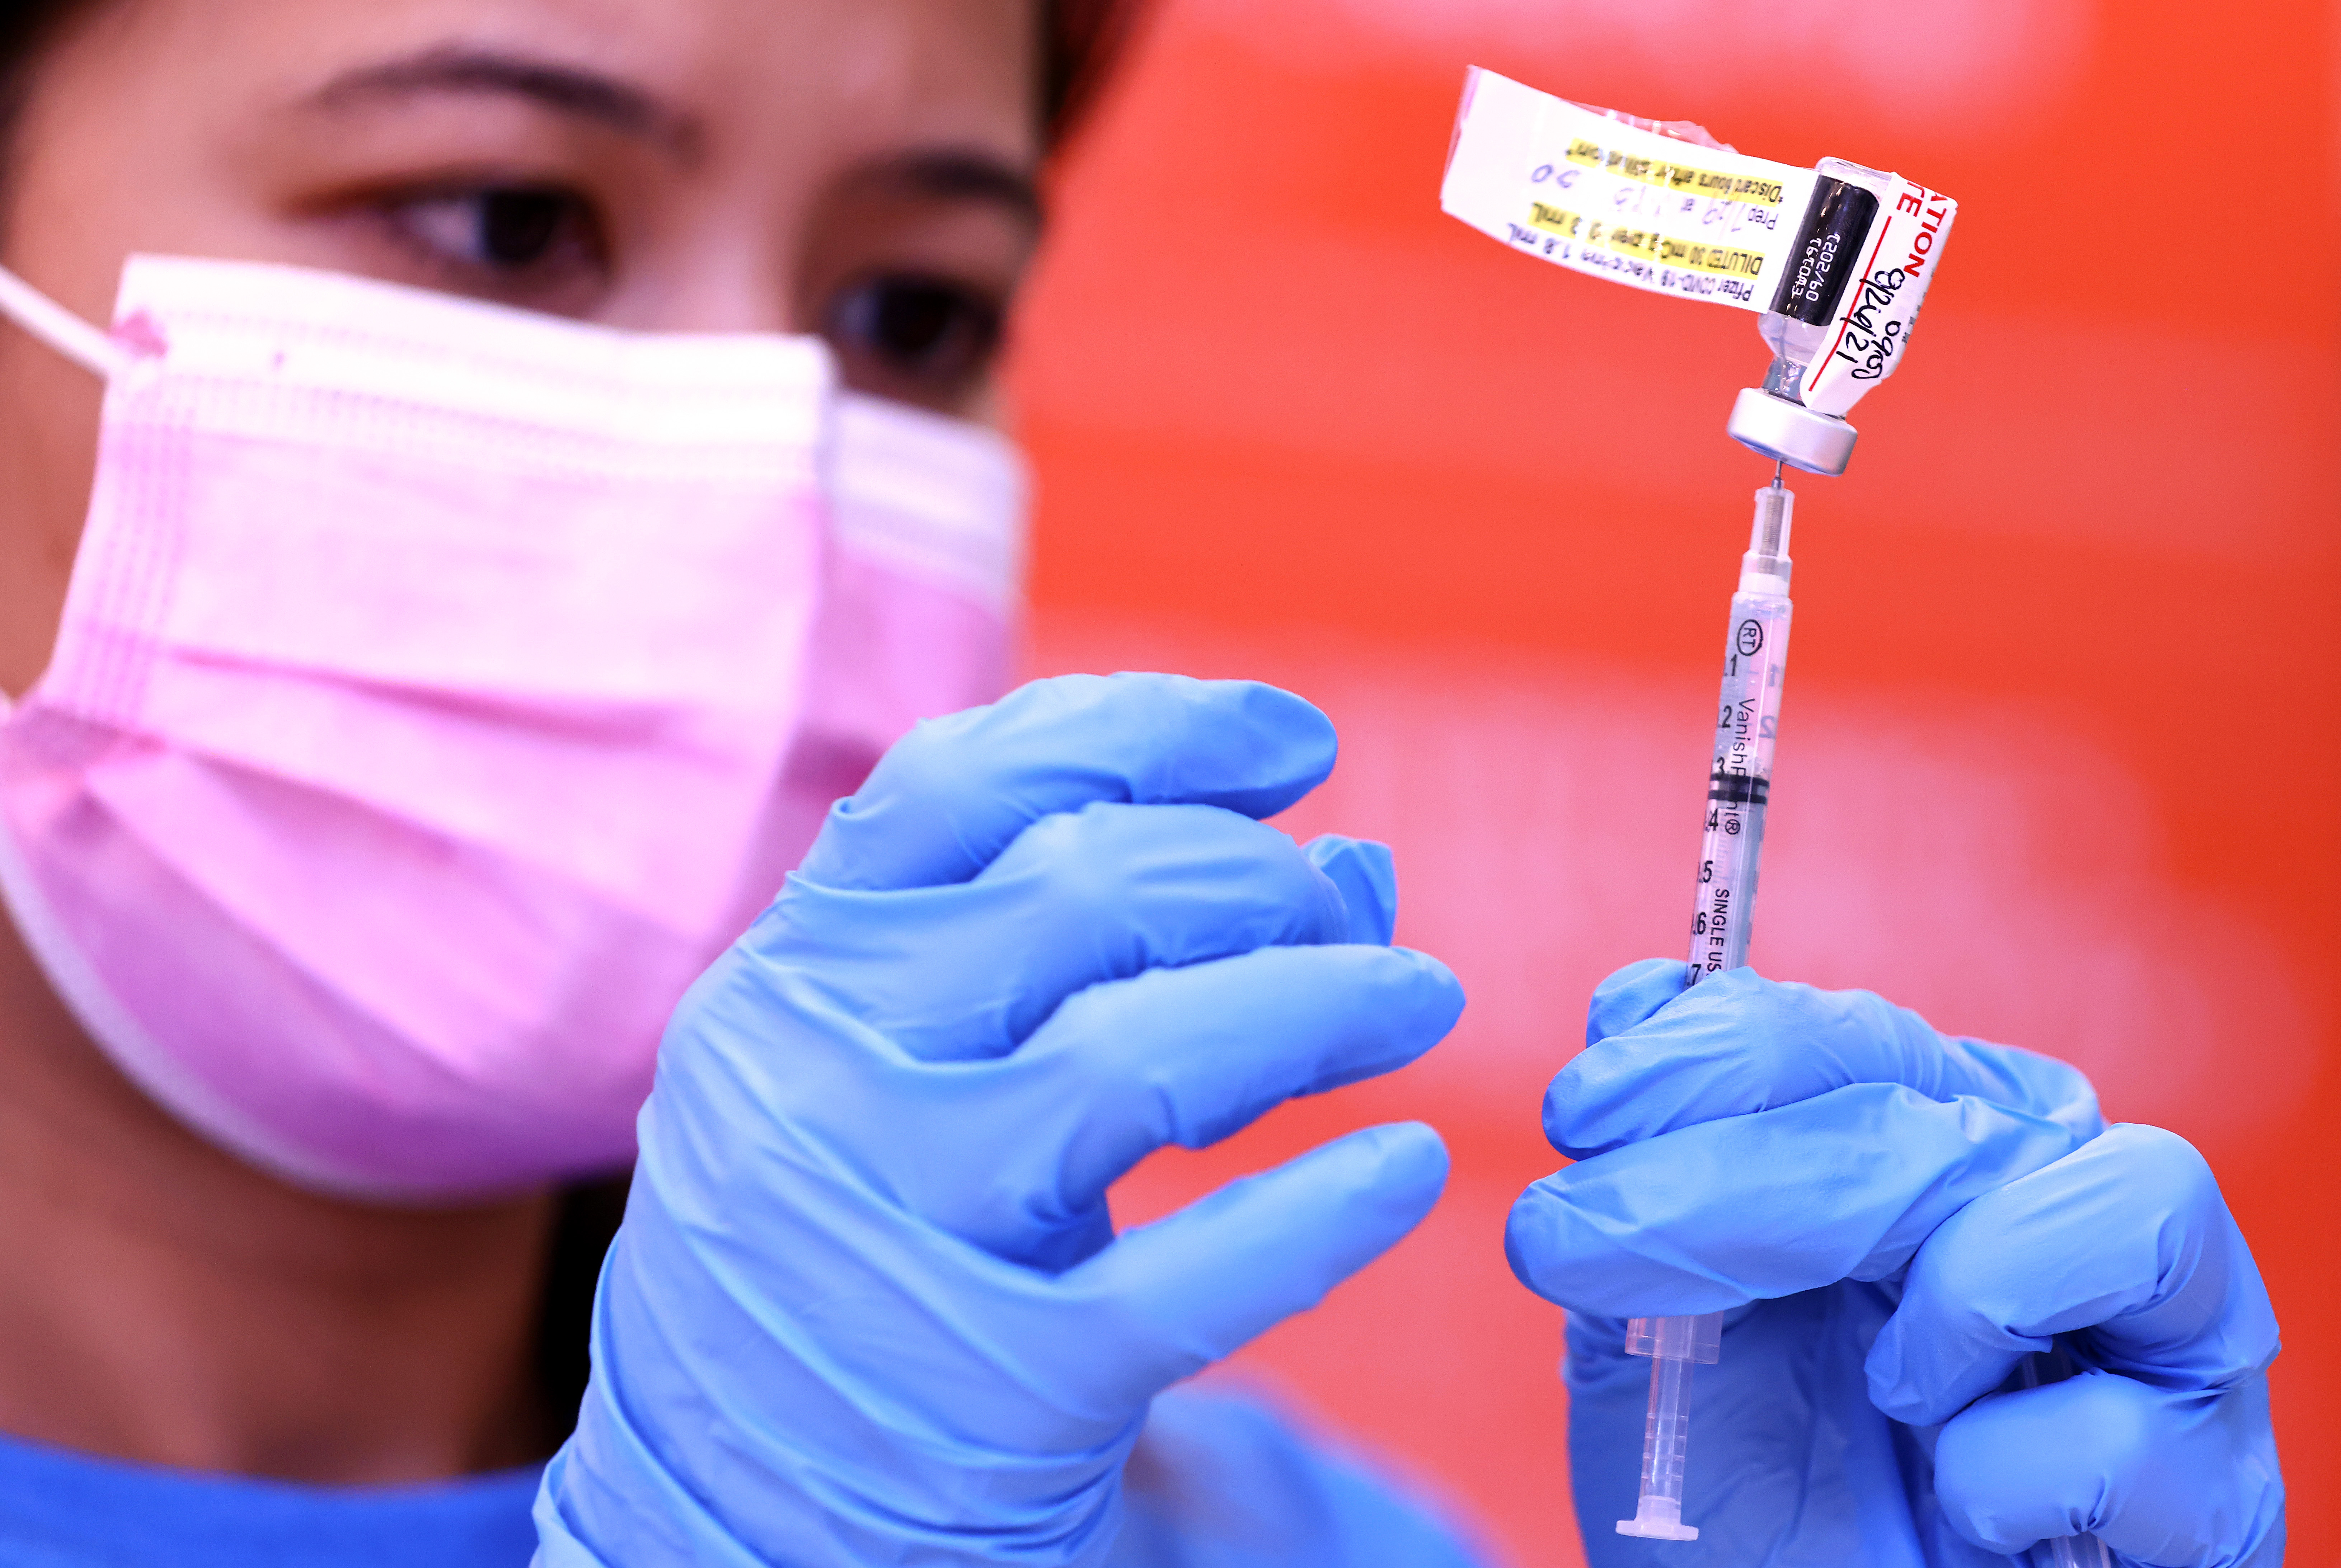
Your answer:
1506,961 -> 2283,1568
533,673 -> 1470,1567
1109,1385 -> 1486,1567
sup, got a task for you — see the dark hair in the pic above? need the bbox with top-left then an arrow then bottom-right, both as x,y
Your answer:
0,0 -> 95,158
0,0 -> 1141,159
1042,0 -> 1144,145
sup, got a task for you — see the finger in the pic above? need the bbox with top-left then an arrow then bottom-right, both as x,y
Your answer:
1546,968 -> 2103,1160
760,802 -> 1353,1059
1304,834 -> 1397,945
942,946 -> 1463,1266
1073,1123 -> 1448,1377
1867,1124 -> 2279,1425
797,673 -> 1337,891
1933,1372 -> 2285,1567
1505,1084 -> 2081,1317
1584,956 -> 1687,1047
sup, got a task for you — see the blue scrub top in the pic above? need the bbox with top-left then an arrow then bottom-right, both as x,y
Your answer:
0,1391 -> 1488,1567
0,1429 -> 540,1567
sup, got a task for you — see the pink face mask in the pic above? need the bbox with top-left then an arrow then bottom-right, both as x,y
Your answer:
0,256 -> 1022,1199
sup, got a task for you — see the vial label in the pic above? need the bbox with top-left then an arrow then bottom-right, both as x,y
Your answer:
1441,68 -> 1820,313
1440,66 -> 1958,421
1772,178 -> 1881,326
1798,179 -> 1959,417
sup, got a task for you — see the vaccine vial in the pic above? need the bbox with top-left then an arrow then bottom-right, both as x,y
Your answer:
1726,158 -> 1895,476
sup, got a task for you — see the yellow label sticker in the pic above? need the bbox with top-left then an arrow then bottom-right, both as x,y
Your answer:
1688,170 -> 1788,206
1529,202 -> 1584,237
1441,69 -> 1835,314
1602,225 -> 1663,262
1562,138 -> 1784,207
1655,237 -> 1769,277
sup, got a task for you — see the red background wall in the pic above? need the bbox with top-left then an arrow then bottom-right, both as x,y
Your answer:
1009,2 -> 2339,1561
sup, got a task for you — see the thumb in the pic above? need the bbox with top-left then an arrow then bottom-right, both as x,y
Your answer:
1304,834 -> 1398,945
1935,1373 -> 2284,1567
1071,1124 -> 1448,1393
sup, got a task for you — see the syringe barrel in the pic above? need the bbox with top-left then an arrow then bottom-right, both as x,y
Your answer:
1688,492 -> 1793,986
1625,1313 -> 1722,1362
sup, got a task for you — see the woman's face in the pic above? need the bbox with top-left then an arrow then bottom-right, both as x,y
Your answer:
0,0 -> 1042,693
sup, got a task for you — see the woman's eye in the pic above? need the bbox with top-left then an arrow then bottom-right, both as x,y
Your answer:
383,185 -> 606,279
825,273 -> 1005,409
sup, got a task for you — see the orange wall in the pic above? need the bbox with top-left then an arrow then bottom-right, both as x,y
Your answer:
1011,3 -> 2339,1561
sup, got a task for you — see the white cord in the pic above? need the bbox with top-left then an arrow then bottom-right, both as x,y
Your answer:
0,261 -> 134,380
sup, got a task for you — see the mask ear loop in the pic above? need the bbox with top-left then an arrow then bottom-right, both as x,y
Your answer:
0,262 -> 151,721
0,261 -> 140,381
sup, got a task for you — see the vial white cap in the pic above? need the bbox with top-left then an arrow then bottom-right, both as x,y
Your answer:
1728,387 -> 1857,477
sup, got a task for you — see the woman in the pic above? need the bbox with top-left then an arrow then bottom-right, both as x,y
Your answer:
0,0 -> 1481,1561
0,0 -> 2286,1563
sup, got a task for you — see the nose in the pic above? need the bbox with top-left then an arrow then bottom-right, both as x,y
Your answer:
598,214 -> 802,336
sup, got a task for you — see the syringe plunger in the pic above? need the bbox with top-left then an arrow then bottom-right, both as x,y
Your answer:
1616,1312 -> 1721,1541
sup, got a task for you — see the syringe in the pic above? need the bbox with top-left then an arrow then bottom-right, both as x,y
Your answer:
1615,470 -> 1793,1543
1615,474 -> 2115,1568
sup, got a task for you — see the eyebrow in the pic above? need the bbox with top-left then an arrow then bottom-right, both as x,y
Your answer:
862,150 -> 1045,227
306,46 -> 705,163
303,45 -> 1043,225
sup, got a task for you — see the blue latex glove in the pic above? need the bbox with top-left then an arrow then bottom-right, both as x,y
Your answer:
1108,1385 -> 1485,1567
1506,961 -> 2283,1568
534,673 -> 1471,1567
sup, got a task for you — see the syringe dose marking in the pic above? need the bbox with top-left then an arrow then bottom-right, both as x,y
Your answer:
1689,585 -> 1791,983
